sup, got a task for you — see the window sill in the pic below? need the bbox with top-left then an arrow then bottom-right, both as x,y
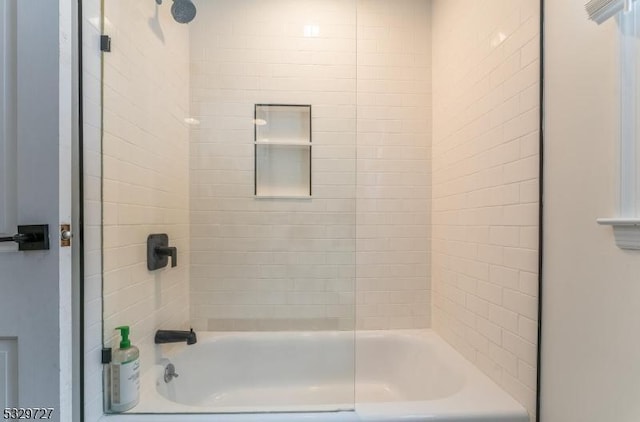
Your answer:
597,218 -> 640,250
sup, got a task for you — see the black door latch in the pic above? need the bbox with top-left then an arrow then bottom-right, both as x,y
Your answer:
0,225 -> 50,251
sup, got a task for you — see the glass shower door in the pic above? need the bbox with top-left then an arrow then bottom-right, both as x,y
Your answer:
101,0 -> 356,414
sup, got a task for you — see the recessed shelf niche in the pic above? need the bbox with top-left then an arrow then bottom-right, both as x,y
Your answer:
254,104 -> 312,198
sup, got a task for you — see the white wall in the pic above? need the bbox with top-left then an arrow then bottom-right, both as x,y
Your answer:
188,0 -> 358,332
188,0 -> 432,331
356,0 -> 432,330
431,0 -> 540,418
541,1 -> 640,421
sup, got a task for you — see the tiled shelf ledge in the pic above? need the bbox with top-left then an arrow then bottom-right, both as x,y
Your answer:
597,218 -> 640,250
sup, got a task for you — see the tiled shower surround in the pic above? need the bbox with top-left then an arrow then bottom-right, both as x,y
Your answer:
87,0 -> 539,419
188,0 -> 433,331
355,0 -> 432,330
432,0 -> 540,417
188,0 -> 359,332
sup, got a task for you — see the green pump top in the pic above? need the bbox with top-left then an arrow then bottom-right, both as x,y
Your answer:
115,326 -> 131,349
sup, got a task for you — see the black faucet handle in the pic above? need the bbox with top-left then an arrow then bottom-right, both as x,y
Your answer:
156,246 -> 177,267
147,234 -> 178,270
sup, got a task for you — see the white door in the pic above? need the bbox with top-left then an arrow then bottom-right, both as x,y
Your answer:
0,1 -> 73,421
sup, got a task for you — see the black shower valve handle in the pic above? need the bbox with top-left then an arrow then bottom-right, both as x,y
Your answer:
155,246 -> 177,268
147,234 -> 178,271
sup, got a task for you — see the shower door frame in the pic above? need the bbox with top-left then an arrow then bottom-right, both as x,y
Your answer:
535,1 -> 544,421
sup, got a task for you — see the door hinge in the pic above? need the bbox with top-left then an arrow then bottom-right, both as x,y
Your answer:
60,224 -> 72,247
100,35 -> 111,52
101,348 -> 112,364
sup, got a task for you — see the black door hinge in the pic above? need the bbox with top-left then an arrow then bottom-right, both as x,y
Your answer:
101,348 -> 112,364
100,35 -> 111,52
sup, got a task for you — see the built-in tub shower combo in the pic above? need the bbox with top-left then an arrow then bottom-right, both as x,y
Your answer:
98,0 -> 541,421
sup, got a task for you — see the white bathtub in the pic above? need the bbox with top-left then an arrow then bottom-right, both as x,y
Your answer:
125,330 -> 529,422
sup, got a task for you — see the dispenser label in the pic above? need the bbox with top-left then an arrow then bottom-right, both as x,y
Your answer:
111,358 -> 140,405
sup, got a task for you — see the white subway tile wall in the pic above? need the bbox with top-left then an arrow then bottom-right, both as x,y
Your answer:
101,0 -> 191,375
188,0 -> 432,331
356,0 -> 432,330
431,0 -> 539,418
188,0 -> 358,331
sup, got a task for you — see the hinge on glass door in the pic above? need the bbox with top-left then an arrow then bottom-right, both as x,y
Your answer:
101,348 -> 112,364
100,35 -> 111,52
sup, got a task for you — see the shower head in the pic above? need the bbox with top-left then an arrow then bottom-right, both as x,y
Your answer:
171,0 -> 197,24
155,0 -> 197,24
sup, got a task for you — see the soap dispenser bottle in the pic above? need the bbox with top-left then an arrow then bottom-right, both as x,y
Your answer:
110,326 -> 140,412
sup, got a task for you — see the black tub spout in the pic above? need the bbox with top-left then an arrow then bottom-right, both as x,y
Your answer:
155,328 -> 197,345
